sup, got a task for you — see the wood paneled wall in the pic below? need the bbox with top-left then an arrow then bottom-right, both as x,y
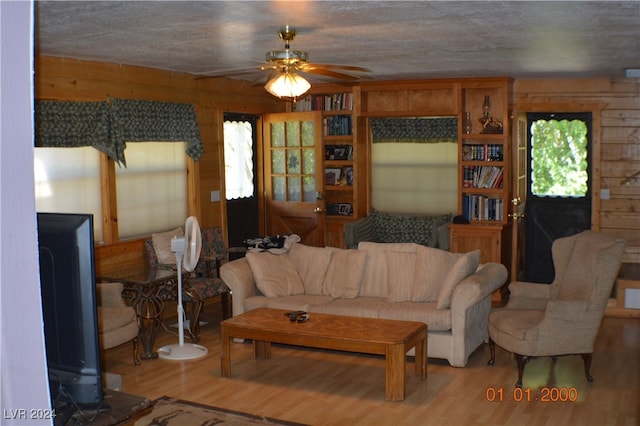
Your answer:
513,78 -> 640,263
35,57 -> 640,269
35,56 -> 285,273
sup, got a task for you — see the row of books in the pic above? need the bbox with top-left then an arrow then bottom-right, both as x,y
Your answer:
293,93 -> 353,112
462,195 -> 504,222
463,166 -> 504,189
462,144 -> 503,161
323,115 -> 352,136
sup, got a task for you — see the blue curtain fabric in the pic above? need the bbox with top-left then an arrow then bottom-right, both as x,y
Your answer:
371,117 -> 457,143
35,99 -> 204,166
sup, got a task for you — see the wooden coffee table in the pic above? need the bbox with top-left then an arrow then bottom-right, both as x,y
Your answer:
220,308 -> 427,401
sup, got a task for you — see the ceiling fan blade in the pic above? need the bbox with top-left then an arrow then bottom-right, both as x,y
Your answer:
299,67 -> 363,81
299,63 -> 371,73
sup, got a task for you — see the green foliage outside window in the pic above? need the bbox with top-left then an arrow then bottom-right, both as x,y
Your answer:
530,119 -> 588,197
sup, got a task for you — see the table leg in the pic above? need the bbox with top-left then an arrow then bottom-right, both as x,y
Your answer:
414,333 -> 427,380
220,325 -> 231,377
385,343 -> 405,401
254,340 -> 271,359
131,295 -> 163,360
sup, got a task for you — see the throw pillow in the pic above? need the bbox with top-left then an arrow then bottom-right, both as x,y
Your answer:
288,243 -> 333,295
152,227 -> 184,265
411,245 -> 460,302
436,249 -> 481,309
323,248 -> 367,299
385,250 -> 417,302
246,252 -> 304,298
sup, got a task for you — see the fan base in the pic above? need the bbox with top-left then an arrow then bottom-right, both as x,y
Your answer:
157,343 -> 208,360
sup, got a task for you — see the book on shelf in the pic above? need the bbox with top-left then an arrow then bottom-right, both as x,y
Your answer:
323,115 -> 352,136
463,165 -> 504,188
462,195 -> 504,222
292,93 -> 353,112
462,144 -> 503,161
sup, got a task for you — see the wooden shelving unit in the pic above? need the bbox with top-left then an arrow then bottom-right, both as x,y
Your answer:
292,87 -> 365,247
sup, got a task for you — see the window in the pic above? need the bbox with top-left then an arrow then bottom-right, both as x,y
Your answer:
34,147 -> 104,242
371,142 -> 458,214
115,142 -> 187,239
530,118 -> 589,197
224,120 -> 254,200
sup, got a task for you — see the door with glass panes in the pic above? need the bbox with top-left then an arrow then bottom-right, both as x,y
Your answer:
263,112 -> 325,247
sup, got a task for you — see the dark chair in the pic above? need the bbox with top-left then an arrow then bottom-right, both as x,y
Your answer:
145,226 -> 243,342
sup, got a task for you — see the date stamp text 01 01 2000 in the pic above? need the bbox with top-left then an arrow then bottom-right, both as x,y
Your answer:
485,387 -> 579,402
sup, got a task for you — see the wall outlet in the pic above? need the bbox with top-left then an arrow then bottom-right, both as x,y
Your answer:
210,190 -> 220,202
600,188 -> 610,200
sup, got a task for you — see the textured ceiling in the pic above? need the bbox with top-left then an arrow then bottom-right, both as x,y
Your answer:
35,1 -> 640,83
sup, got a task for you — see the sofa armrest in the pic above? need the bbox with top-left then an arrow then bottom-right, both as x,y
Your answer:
96,282 -> 127,307
448,263 -> 507,367
219,257 -> 258,317
451,263 -> 508,310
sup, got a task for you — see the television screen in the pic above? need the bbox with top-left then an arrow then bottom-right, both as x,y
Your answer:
37,212 -> 103,408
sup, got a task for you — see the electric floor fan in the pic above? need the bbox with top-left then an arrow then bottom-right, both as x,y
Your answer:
158,216 -> 208,360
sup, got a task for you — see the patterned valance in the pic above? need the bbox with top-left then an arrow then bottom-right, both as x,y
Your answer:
371,117 -> 457,143
35,99 -> 204,166
110,99 -> 204,165
35,100 -> 117,158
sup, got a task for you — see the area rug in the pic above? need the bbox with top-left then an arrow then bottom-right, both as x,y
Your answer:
133,396 -> 307,426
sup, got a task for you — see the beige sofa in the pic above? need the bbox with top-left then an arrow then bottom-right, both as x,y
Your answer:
220,241 -> 508,367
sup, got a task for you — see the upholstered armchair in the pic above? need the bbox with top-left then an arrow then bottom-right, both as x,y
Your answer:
145,226 -> 242,342
488,230 -> 625,387
96,282 -> 140,365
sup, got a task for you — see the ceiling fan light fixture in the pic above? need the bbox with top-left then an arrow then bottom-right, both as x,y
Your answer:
264,70 -> 311,99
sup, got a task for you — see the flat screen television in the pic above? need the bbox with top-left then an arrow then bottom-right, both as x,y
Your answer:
37,212 -> 103,408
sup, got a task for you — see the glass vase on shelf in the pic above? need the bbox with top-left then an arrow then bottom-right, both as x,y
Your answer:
482,95 -> 491,119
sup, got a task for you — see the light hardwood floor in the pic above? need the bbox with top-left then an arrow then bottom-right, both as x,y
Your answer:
104,300 -> 639,426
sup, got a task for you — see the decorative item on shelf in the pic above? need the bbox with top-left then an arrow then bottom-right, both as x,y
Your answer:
327,203 -> 353,216
324,168 -> 342,185
325,145 -> 351,160
478,95 -> 503,134
463,112 -> 472,134
343,166 -> 354,185
482,95 -> 491,119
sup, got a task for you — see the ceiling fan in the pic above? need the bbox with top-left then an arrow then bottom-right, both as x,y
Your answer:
196,26 -> 370,98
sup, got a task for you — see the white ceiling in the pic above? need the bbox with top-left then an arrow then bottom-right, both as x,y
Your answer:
35,1 -> 640,83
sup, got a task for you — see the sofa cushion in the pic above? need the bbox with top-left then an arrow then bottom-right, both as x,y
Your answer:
377,302 -> 452,331
244,294 -> 334,313
323,248 -> 367,299
151,227 -> 184,265
385,249 -> 417,302
246,252 -> 304,297
436,249 -> 481,309
308,297 -> 389,318
411,246 -> 460,302
358,242 -> 418,298
288,243 -> 333,295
